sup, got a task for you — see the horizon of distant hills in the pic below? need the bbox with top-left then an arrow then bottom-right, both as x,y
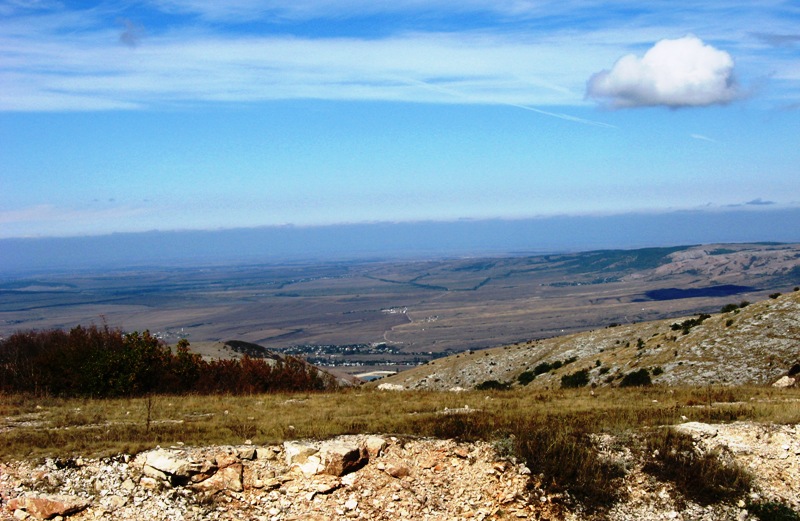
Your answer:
2,207 -> 800,274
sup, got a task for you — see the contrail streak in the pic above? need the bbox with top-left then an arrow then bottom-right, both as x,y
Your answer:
401,77 -> 618,129
503,102 -> 618,129
690,133 -> 719,143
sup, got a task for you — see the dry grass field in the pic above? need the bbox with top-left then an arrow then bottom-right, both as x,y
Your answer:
2,385 -> 799,462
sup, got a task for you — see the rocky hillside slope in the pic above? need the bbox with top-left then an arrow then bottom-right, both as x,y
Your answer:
2,421 -> 799,521
374,290 -> 800,392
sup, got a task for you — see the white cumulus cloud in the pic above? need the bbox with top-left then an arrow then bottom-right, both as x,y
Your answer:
586,35 -> 739,108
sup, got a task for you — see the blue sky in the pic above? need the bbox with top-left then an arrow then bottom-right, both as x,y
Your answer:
1,0 -> 799,238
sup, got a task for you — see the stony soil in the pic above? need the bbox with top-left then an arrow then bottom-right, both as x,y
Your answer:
2,422 -> 799,521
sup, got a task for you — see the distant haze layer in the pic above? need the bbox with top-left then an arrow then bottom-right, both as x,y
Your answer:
2,208 -> 800,274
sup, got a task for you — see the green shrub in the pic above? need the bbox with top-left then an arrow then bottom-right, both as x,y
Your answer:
561,369 -> 590,389
671,314 -> 711,335
721,303 -> 740,313
770,292 -> 782,299
475,379 -> 511,391
619,369 -> 652,387
517,371 -> 536,386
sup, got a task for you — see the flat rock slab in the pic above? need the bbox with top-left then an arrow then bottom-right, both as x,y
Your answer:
143,449 -> 193,477
8,494 -> 89,520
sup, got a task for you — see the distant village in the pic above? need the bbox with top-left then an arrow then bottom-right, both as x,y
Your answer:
281,342 -> 455,369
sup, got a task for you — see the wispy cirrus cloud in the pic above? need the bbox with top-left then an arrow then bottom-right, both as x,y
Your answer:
752,32 -> 800,47
149,0 -> 584,21
0,26 -> 600,111
0,1 -> 796,112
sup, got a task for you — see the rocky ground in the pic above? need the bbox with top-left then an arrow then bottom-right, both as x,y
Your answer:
2,421 -> 798,521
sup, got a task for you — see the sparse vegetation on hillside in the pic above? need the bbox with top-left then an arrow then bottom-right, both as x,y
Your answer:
379,290 -> 800,392
671,313 -> 711,335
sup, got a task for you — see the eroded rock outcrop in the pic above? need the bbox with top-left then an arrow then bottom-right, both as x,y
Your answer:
2,424 -> 799,521
1,435 -> 534,520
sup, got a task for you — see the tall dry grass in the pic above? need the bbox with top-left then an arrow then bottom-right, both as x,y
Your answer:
2,385 -> 798,460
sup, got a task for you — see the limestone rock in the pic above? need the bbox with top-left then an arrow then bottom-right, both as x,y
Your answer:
142,450 -> 193,478
256,447 -> 279,460
384,461 -> 410,478
364,436 -> 387,458
318,440 -> 368,477
7,494 -> 89,520
100,495 -> 127,512
191,463 -> 243,494
376,383 -> 405,391
296,455 -> 324,477
237,447 -> 257,460
773,376 -> 796,388
283,441 -> 318,466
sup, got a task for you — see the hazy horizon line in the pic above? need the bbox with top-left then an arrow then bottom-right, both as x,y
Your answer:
3,203 -> 796,241
2,207 -> 800,275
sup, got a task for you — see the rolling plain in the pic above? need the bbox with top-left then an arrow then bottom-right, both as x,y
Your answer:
1,242 -> 798,376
